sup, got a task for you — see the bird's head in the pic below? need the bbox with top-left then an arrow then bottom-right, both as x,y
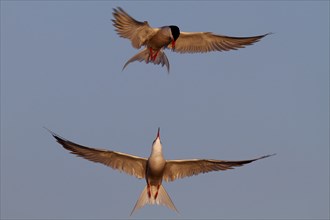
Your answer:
169,25 -> 180,50
151,127 -> 162,153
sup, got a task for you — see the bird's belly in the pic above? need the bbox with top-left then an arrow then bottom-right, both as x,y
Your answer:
148,36 -> 171,50
147,157 -> 165,185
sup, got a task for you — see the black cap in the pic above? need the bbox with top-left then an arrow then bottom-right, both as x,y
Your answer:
169,25 -> 180,41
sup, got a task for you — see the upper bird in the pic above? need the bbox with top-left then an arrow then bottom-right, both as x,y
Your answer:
47,127 -> 275,215
112,7 -> 270,72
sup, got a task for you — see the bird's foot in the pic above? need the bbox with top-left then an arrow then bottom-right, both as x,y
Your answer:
148,48 -> 159,61
152,51 -> 159,61
149,48 -> 153,62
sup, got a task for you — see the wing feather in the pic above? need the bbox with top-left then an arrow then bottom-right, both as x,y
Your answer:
163,154 -> 275,182
48,129 -> 147,179
112,7 -> 157,49
169,32 -> 270,53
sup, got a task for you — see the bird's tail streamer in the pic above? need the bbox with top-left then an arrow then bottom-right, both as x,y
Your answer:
130,185 -> 178,215
122,48 -> 170,72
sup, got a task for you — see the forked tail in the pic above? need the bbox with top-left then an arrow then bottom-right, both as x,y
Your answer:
122,48 -> 170,72
130,185 -> 178,215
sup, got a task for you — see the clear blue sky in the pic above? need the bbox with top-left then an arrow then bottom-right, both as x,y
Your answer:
1,1 -> 329,219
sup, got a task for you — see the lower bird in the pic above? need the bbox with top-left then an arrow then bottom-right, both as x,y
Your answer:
47,128 -> 275,215
112,7 -> 270,72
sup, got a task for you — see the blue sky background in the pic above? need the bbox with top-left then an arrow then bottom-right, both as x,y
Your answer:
1,1 -> 329,219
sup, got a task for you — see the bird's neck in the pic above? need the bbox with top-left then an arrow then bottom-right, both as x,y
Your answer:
150,143 -> 163,157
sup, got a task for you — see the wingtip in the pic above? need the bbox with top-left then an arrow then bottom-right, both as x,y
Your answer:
44,127 -> 67,143
113,6 -> 122,12
260,153 -> 276,160
121,65 -> 127,72
43,126 -> 55,137
262,32 -> 274,38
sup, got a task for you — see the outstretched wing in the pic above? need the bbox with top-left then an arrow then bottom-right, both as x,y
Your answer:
48,129 -> 147,179
168,32 -> 270,53
163,154 -> 275,182
112,7 -> 157,49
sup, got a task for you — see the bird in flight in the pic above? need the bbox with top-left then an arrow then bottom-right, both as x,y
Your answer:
46,128 -> 275,215
112,7 -> 270,72
47,128 -> 275,215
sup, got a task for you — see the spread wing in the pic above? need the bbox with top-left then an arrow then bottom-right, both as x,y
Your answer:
48,129 -> 147,179
168,32 -> 270,53
112,7 -> 158,49
163,154 -> 275,182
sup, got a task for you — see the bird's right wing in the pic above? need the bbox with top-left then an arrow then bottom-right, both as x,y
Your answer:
112,7 -> 157,49
168,32 -> 269,53
163,154 -> 275,182
47,129 -> 147,179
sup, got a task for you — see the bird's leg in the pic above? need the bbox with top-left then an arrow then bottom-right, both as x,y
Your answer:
149,48 -> 153,62
154,184 -> 160,200
147,183 -> 151,198
152,50 -> 159,61
148,48 -> 159,61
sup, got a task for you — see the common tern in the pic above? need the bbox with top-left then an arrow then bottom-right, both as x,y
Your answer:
112,7 -> 270,72
47,128 -> 275,215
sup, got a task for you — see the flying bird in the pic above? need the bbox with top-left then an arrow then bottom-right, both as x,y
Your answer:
112,7 -> 270,72
47,128 -> 275,215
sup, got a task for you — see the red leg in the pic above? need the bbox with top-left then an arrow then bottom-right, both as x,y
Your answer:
154,184 -> 160,200
149,48 -> 153,61
152,50 -> 159,61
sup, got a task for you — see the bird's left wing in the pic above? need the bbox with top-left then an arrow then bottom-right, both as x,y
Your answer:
48,130 -> 147,179
168,32 -> 270,53
112,7 -> 157,49
163,154 -> 275,182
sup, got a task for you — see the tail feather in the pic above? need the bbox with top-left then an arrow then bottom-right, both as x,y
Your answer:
130,186 -> 149,216
130,185 -> 178,215
122,48 -> 170,72
157,185 -> 178,212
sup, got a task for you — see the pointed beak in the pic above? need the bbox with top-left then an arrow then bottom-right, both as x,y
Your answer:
157,127 -> 160,139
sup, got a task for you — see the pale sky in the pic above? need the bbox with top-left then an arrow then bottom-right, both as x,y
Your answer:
1,1 -> 329,219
